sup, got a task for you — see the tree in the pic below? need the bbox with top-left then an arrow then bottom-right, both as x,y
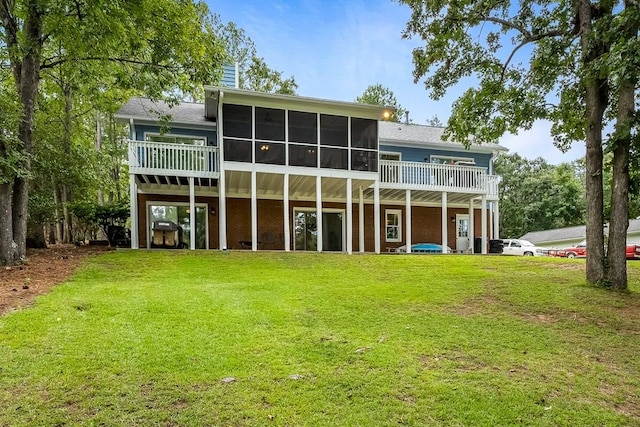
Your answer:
356,84 -> 408,122
213,16 -> 298,94
425,115 -> 444,127
0,0 -> 226,265
495,153 -> 585,238
400,0 -> 639,289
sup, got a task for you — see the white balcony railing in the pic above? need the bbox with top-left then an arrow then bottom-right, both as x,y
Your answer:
379,160 -> 499,197
128,140 -> 219,178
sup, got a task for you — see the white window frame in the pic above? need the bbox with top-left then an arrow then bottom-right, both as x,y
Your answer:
380,151 -> 401,161
385,209 -> 402,243
430,155 -> 475,165
144,132 -> 207,146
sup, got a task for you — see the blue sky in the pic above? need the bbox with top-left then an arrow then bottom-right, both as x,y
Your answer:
209,0 -> 584,164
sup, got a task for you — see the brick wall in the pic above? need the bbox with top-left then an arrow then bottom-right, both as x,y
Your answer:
136,194 -> 489,252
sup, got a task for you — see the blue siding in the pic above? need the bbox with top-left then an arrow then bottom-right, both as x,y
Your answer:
380,144 -> 490,168
135,124 -> 217,146
221,64 -> 237,88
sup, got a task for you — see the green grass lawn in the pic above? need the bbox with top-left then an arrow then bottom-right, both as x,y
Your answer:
1,251 -> 640,426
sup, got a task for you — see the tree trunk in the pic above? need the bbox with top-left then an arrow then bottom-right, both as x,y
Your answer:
578,0 -> 608,284
0,184 -> 14,265
62,185 -> 73,243
606,0 -> 638,290
6,1 -> 44,263
27,217 -> 47,248
53,186 -> 63,243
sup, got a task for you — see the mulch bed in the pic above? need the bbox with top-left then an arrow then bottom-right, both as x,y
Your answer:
0,245 -> 113,316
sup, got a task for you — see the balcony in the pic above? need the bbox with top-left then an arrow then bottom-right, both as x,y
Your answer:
128,140 -> 219,178
379,160 -> 499,199
127,141 -> 499,200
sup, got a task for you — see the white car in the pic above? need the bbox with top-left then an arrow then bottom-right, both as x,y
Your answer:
502,239 -> 547,256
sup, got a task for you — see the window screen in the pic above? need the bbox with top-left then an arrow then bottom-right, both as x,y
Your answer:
255,107 -> 285,141
222,104 -> 252,139
289,111 -> 318,144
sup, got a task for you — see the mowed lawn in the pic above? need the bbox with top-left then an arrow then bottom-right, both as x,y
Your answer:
1,252 -> 640,426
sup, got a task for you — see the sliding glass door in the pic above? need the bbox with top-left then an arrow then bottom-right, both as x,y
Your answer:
148,203 -> 208,249
294,210 -> 344,252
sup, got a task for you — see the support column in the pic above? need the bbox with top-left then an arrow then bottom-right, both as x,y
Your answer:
481,195 -> 488,254
374,180 -> 380,254
441,192 -> 448,253
251,170 -> 257,251
493,201 -> 500,239
346,178 -> 353,254
468,198 -> 475,254
218,171 -> 227,250
405,189 -> 412,254
129,174 -> 138,249
359,186 -> 365,253
316,175 -> 323,252
283,173 -> 290,252
189,177 -> 196,250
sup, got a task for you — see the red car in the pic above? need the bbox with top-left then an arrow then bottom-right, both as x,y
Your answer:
561,242 -> 640,259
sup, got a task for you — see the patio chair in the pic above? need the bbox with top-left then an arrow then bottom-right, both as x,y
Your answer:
261,232 -> 275,249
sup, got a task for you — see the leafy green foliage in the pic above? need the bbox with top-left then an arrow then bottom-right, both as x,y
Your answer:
399,0 -> 639,287
356,84 -> 408,122
213,16 -> 298,94
69,200 -> 129,245
495,153 -> 585,237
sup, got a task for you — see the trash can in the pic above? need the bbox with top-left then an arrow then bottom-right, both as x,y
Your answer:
474,237 -> 482,254
489,239 -> 504,254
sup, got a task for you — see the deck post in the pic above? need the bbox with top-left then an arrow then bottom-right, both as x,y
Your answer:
129,174 -> 138,249
218,91 -> 227,251
468,198 -> 475,254
189,176 -> 196,250
493,201 -> 500,240
441,192 -> 448,253
374,180 -> 380,254
284,173 -> 290,251
346,178 -> 353,254
359,186 -> 365,253
316,175 -> 323,252
405,190 -> 411,254
481,195 -> 488,254
251,170 -> 258,251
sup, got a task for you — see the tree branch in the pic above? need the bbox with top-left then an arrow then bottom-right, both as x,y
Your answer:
40,56 -> 181,71
500,30 -> 572,80
0,0 -> 21,82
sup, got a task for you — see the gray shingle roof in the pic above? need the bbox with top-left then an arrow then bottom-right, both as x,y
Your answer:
521,218 -> 640,243
379,121 -> 446,143
378,121 -> 508,152
115,97 -> 209,126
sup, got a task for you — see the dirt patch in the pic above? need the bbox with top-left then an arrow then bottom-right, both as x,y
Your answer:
0,245 -> 112,316
451,293 -> 501,317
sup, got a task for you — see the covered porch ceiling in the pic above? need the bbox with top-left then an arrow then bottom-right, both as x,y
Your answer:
368,188 -> 485,205
224,170 -> 376,201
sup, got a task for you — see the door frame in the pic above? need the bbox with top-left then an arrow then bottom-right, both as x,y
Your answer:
455,213 -> 470,252
293,207 -> 346,252
146,201 -> 209,249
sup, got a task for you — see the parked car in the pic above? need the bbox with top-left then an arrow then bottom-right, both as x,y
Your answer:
396,243 -> 452,253
502,239 -> 547,256
559,240 -> 640,259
